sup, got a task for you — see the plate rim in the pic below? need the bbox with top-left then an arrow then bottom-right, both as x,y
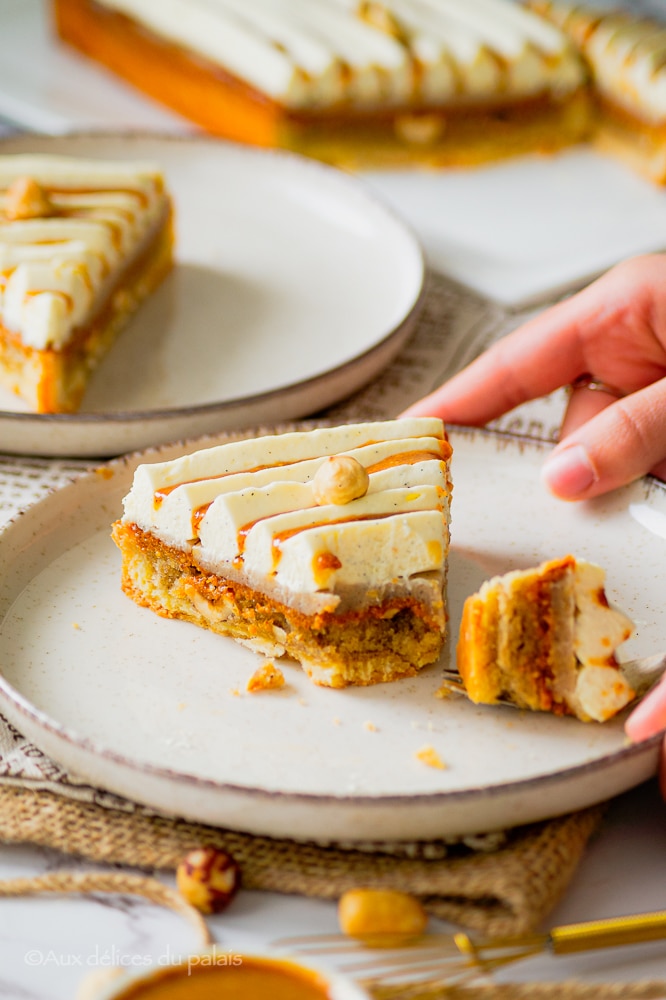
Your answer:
0,425 -> 662,815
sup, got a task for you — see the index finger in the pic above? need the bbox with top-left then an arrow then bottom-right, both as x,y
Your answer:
402,264 -> 642,425
403,294 -> 595,424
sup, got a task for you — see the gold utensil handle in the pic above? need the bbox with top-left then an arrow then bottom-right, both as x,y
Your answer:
550,911 -> 666,954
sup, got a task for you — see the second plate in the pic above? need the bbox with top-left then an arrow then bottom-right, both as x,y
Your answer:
0,132 -> 424,457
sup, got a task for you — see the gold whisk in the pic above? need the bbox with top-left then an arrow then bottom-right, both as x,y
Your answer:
276,910 -> 666,994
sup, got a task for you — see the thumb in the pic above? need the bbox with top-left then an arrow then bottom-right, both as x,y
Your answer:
625,674 -> 666,743
625,676 -> 666,802
542,379 -> 666,500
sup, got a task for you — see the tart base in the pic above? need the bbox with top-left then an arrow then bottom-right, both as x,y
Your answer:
112,521 -> 446,688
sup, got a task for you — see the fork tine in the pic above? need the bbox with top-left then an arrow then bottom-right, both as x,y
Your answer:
273,932 -> 353,948
437,651 -> 666,710
620,652 -> 666,696
273,932 -> 430,954
341,952 -> 470,977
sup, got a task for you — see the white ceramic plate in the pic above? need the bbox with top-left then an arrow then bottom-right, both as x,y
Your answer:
0,131 -> 424,457
4,2 -> 666,309
0,426 -> 662,841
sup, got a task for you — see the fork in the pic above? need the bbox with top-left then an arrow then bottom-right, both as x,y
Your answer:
436,652 -> 666,708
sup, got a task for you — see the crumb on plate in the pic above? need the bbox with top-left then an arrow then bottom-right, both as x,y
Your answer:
246,661 -> 285,693
415,744 -> 447,770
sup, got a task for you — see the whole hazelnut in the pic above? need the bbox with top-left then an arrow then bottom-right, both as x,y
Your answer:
338,888 -> 427,945
5,176 -> 55,220
176,846 -> 240,914
312,455 -> 369,506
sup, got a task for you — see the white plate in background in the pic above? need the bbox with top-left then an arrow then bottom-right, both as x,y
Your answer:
0,426 -> 661,841
0,132 -> 425,457
364,148 -> 666,307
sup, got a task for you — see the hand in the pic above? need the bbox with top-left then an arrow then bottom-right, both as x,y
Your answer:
404,253 -> 666,784
403,253 -> 666,500
625,677 -> 666,799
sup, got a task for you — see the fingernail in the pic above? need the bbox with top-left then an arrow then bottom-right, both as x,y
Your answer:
542,444 -> 597,498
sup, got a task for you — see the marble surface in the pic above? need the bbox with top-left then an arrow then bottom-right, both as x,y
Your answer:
0,780 -> 665,998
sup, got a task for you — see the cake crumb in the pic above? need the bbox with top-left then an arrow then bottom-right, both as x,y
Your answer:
229,687 -> 241,697
247,661 -> 285,693
332,716 -> 342,726
415,745 -> 447,770
72,622 -> 81,630
364,720 -> 378,732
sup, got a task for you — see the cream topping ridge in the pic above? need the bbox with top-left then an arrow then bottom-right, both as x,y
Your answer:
531,1 -> 666,122
96,0 -> 585,108
120,419 -> 451,596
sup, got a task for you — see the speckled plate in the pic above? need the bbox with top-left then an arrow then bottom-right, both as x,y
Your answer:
0,426 -> 662,840
0,132 -> 424,458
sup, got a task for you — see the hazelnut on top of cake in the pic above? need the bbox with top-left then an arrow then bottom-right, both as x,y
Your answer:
0,154 -> 172,413
457,554 -> 635,723
112,418 -> 452,688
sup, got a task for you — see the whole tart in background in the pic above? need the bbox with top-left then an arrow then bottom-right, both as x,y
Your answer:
52,0 -> 591,169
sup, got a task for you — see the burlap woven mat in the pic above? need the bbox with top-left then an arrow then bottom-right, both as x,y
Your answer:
0,783 -> 604,939
0,805 -> 662,1000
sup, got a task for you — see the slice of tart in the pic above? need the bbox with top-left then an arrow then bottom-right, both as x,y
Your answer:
456,555 -> 634,722
529,1 -> 666,184
0,154 -> 173,413
112,418 -> 452,688
53,0 -> 590,169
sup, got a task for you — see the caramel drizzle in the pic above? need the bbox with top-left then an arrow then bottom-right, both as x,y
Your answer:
24,288 -> 74,311
154,460 -> 297,510
0,216 -> 130,256
21,184 -> 152,207
365,448 -> 444,474
1,185 -> 150,229
0,187 -> 157,298
270,512 -> 399,573
156,442 -> 449,513
227,451 -> 443,553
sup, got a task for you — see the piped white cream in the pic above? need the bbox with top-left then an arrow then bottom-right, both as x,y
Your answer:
571,560 -> 634,722
96,0 -> 585,108
120,418 -> 451,598
534,1 -> 666,122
